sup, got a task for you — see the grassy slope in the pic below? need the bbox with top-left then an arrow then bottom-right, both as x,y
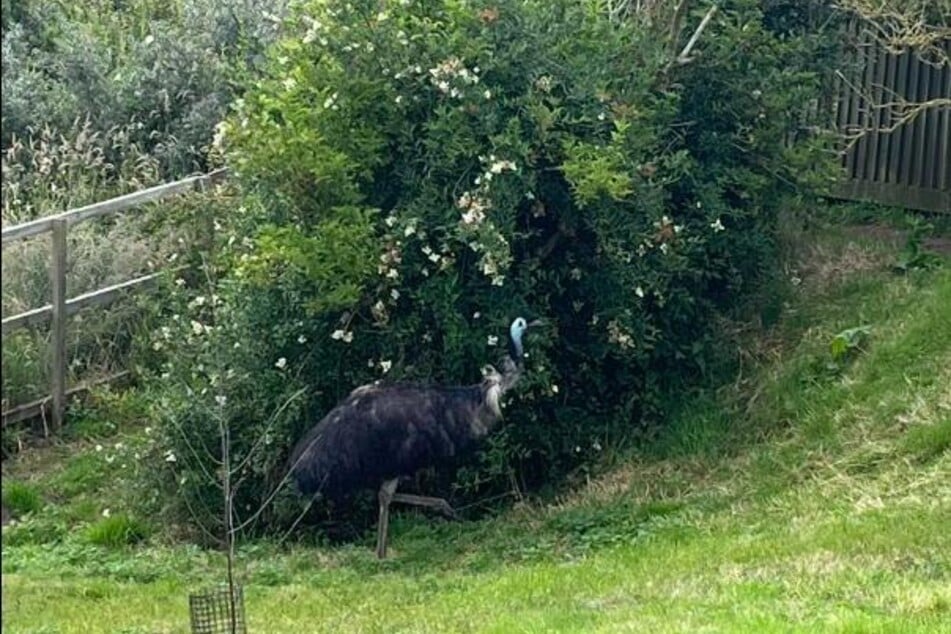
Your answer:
3,220 -> 950,633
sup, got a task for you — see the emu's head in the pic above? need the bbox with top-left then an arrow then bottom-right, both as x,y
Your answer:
507,316 -> 543,362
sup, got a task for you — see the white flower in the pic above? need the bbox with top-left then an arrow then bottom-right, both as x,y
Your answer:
102,508 -> 111,518
487,335 -> 499,346
385,215 -> 398,227
190,320 -> 204,336
570,268 -> 582,280
331,329 -> 346,340
380,360 -> 392,373
592,441 -> 602,452
343,331 -> 354,343
298,334 -> 308,344
144,427 -> 152,435
215,395 -> 227,407
395,95 -> 403,104
95,444 -> 103,452
164,451 -> 177,463
437,81 -> 450,93
323,92 -> 338,109
275,357 -> 287,370
390,289 -> 400,300
635,286 -> 645,298
282,77 -> 297,91
473,312 -> 481,319
710,218 -> 725,233
386,268 -> 400,279
484,89 -> 492,99
461,208 -> 485,225
551,384 -> 559,394
659,243 -> 670,255
404,224 -> 416,237
488,159 -> 516,174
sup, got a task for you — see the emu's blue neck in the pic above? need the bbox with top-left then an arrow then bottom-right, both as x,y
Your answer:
508,325 -> 525,363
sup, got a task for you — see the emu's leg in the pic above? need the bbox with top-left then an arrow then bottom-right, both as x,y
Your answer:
392,493 -> 459,520
376,478 -> 400,559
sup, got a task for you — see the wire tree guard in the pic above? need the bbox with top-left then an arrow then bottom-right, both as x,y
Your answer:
189,585 -> 246,634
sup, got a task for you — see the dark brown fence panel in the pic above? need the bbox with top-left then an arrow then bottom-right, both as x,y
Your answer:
834,22 -> 950,213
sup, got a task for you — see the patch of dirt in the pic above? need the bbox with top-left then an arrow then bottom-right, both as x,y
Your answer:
796,240 -> 888,289
844,224 -> 951,256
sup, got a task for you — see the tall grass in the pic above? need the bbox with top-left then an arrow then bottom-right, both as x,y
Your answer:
0,120 -> 226,414
1,0 -> 289,415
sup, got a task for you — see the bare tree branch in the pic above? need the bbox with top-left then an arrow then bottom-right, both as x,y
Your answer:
677,4 -> 718,64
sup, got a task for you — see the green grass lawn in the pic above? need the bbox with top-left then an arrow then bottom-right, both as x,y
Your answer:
3,218 -> 950,633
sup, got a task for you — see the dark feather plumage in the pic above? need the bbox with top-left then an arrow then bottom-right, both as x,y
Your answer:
288,374 -> 505,500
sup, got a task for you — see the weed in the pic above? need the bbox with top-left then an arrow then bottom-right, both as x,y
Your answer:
829,325 -> 872,367
902,419 -> 951,462
2,481 -> 43,516
84,514 -> 150,548
894,219 -> 942,273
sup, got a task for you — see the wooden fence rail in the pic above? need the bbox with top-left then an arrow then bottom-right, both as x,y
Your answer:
1,168 -> 228,431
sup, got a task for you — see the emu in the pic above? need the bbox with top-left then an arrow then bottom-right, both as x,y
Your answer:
287,317 -> 541,558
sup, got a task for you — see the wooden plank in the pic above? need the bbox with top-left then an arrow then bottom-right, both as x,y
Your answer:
852,28 -> 876,181
2,305 -> 56,334
1,371 -> 131,428
939,49 -> 951,193
1,168 -> 228,244
65,272 -> 163,313
845,22 -> 865,179
1,272 -> 162,334
877,48 -> 899,183
922,59 -> 943,191
865,43 -> 886,183
834,180 -> 951,214
888,50 -> 912,186
49,219 -> 67,434
912,61 -> 932,189
900,55 -> 922,187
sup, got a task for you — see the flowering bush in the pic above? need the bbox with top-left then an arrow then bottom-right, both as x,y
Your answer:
152,0 -> 831,530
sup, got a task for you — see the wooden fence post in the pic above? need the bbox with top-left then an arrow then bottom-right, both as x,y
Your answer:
49,219 -> 68,433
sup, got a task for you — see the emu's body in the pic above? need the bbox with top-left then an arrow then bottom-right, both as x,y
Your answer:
289,378 -> 504,502
288,318 -> 536,558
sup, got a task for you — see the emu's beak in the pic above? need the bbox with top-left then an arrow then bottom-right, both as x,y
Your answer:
528,319 -> 545,327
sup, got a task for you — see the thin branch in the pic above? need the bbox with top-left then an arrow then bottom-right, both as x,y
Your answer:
668,0 -> 691,58
231,386 -> 308,478
677,4 -> 719,64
